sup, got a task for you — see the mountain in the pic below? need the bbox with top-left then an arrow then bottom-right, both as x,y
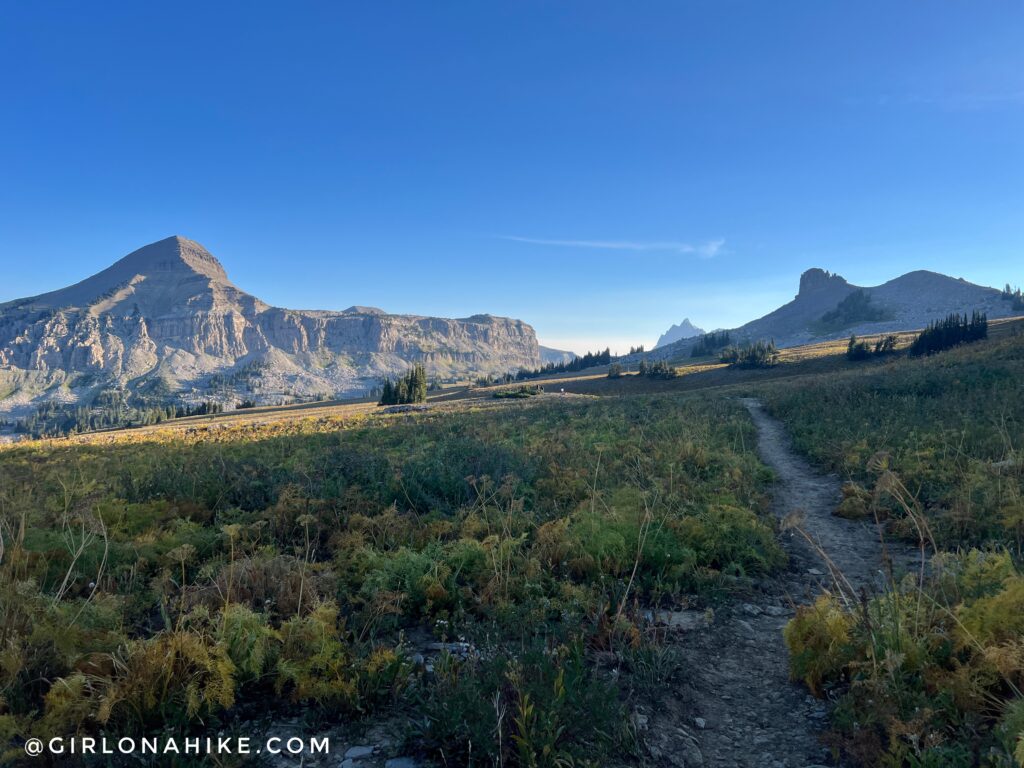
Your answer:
0,236 -> 541,420
539,345 -> 577,366
633,267 -> 1018,361
654,318 -> 705,348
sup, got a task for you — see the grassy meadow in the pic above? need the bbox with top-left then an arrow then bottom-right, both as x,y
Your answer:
2,318 -> 1023,766
0,393 -> 782,766
759,329 -> 1024,766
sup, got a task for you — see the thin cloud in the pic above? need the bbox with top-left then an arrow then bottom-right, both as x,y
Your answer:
501,235 -> 725,259
861,89 -> 1024,111
909,89 -> 1024,110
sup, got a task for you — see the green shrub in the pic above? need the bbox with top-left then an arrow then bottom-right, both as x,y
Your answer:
0,392 -> 779,759
416,639 -> 631,767
784,549 -> 1024,766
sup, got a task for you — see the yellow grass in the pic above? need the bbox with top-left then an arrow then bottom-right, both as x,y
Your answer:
8,315 -> 1022,449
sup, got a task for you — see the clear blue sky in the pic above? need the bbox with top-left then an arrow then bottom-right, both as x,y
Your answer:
1,2 -> 1021,353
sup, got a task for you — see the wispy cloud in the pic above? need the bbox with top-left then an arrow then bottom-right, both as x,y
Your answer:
907,89 -> 1024,110
856,89 -> 1024,111
500,235 -> 725,259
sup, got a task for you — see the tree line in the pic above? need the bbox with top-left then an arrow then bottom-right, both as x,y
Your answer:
1002,284 -> 1024,311
514,348 -> 613,380
691,330 -> 732,358
720,340 -> 779,368
15,395 -> 225,438
909,312 -> 988,357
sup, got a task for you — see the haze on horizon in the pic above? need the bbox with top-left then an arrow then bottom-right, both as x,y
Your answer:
1,2 -> 1021,354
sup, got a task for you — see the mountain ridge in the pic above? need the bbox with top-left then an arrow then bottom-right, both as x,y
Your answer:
630,267 -> 1017,362
655,318 -> 705,348
0,237 -> 541,420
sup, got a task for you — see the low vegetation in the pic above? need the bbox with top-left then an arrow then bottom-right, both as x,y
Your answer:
786,550 -> 1024,766
763,332 -> 1023,551
761,330 -> 1024,766
491,384 -> 543,398
0,393 -> 782,765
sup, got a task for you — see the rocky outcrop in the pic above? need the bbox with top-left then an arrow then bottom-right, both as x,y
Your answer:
629,267 -> 1019,362
796,267 -> 849,296
0,236 -> 541,414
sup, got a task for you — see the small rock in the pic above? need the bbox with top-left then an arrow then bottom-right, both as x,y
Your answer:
764,605 -> 788,617
741,603 -> 762,616
344,745 -> 375,759
426,641 -> 474,657
679,742 -> 704,767
381,404 -> 429,414
807,568 -> 825,576
694,717 -> 706,729
659,610 -> 710,631
385,759 -> 420,768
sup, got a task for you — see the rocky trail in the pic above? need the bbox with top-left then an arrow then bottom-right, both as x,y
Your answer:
274,398 -> 914,768
644,399 -> 915,768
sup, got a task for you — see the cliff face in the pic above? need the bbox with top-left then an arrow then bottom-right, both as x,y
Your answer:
0,236 -> 540,413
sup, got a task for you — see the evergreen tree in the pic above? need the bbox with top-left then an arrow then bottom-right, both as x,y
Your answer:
691,330 -> 732,358
377,364 -> 428,406
846,334 -> 871,361
909,312 -> 988,356
515,347 -> 618,380
721,339 -> 778,368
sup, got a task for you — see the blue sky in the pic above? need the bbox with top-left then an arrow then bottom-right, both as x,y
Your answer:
1,2 -> 1021,354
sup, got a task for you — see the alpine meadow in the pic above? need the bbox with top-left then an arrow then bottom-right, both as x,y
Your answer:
1,3 -> 1023,767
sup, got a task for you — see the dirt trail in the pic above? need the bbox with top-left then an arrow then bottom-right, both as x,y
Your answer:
644,399 -> 911,768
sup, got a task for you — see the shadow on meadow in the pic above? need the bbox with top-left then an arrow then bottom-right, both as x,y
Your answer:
0,394 -> 782,766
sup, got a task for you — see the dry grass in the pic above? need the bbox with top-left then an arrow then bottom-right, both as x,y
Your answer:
10,315 -> 1022,448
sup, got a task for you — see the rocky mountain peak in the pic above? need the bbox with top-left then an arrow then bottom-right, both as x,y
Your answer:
11,236 -> 236,312
798,268 -> 849,297
655,317 -> 706,348
116,235 -> 229,283
0,237 -> 542,417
